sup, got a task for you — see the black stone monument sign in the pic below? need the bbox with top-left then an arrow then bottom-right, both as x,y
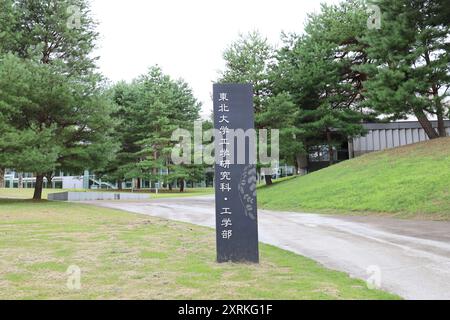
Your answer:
213,83 -> 259,263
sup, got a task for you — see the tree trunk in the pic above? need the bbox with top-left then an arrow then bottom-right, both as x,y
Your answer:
264,175 -> 273,186
425,53 -> 447,138
415,110 -> 439,139
18,173 -> 23,189
0,168 -> 4,188
33,174 -> 44,200
136,178 -> 141,189
179,178 -> 185,192
296,154 -> 308,175
326,130 -> 334,165
436,108 -> 447,137
169,183 -> 173,191
437,114 -> 447,137
45,173 -> 53,188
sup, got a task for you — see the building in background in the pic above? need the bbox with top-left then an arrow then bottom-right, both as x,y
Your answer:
304,120 -> 450,173
2,170 -> 92,190
349,121 -> 450,158
1,169 -> 208,190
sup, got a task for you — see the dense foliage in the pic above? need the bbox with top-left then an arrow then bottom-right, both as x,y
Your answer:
0,0 -> 116,199
0,0 -> 448,198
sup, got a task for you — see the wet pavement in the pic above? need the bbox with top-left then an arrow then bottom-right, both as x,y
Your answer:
83,195 -> 450,300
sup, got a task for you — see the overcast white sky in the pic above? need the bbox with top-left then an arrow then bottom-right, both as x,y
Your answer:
90,0 -> 342,118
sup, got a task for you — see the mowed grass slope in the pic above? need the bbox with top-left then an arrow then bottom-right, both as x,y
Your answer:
258,138 -> 450,219
0,200 -> 397,300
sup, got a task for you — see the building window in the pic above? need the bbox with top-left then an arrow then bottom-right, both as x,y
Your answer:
308,145 -> 337,162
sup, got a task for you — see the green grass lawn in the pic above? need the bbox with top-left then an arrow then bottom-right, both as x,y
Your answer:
0,199 -> 398,300
258,137 -> 450,220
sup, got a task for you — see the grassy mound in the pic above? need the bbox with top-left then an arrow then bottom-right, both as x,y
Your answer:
258,138 -> 450,219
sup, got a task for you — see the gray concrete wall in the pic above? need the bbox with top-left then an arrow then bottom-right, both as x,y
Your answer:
48,192 -> 150,201
352,121 -> 450,157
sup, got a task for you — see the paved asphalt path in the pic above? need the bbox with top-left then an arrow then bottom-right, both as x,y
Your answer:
84,195 -> 450,300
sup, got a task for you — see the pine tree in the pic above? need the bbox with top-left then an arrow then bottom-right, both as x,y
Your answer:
273,0 -> 368,167
219,31 -> 277,184
219,31 -> 273,114
257,93 -> 305,173
107,67 -> 201,191
360,0 -> 450,138
0,0 -> 116,199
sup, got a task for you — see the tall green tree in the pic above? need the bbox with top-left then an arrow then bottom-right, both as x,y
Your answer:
0,54 -> 117,199
257,93 -> 305,173
360,0 -> 450,138
0,0 -> 19,184
219,31 -> 273,114
219,31 -> 280,184
0,0 -> 20,56
0,0 -> 116,199
107,67 -> 202,192
1,0 -> 98,70
105,80 -> 146,189
274,0 -> 369,167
